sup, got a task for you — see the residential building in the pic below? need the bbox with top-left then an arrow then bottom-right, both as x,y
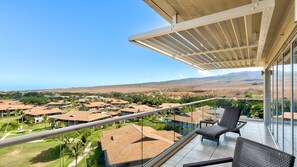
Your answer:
0,100 -> 33,117
105,111 -> 119,117
2,1 -> 297,166
159,103 -> 180,108
51,110 -> 111,126
108,106 -> 121,112
105,98 -> 129,107
101,124 -> 181,167
120,104 -> 155,115
84,102 -> 110,110
165,109 -> 211,135
24,106 -> 63,123
77,98 -> 89,104
47,100 -> 70,109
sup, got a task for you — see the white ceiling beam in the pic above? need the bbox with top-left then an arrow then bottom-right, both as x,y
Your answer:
146,38 -> 182,55
255,0 -> 275,65
178,44 -> 257,57
197,58 -> 256,66
179,30 -> 205,51
193,28 -> 216,50
217,21 -> 242,66
230,19 -> 244,60
244,15 -> 253,66
205,25 -> 224,49
129,0 -> 274,41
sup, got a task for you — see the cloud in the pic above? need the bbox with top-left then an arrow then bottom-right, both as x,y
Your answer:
178,74 -> 185,79
197,70 -> 215,77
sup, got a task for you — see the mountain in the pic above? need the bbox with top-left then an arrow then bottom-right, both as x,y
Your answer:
159,71 -> 262,83
46,71 -> 263,97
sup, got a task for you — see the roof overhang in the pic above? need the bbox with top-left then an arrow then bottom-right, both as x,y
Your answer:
129,0 -> 275,70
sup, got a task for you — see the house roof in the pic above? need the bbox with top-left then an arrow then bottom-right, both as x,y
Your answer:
104,98 -> 129,105
51,110 -> 111,122
0,100 -> 33,111
129,0 -> 289,70
165,109 -> 210,124
101,124 -> 181,165
159,103 -> 180,108
108,107 -> 120,111
47,100 -> 69,105
106,112 -> 119,116
24,106 -> 63,116
84,102 -> 110,108
110,99 -> 129,105
121,105 -> 155,113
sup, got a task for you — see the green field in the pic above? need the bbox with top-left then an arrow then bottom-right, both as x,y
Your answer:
0,139 -> 74,167
0,116 -> 50,139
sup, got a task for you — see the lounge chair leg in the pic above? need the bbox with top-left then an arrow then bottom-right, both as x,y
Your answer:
201,137 -> 204,141
238,130 -> 241,136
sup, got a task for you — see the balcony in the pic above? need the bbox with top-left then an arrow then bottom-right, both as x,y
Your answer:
159,120 -> 275,167
0,98 -> 273,167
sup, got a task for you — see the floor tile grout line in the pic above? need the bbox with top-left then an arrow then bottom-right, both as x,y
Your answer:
173,136 -> 202,167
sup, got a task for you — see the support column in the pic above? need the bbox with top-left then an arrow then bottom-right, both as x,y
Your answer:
264,69 -> 271,126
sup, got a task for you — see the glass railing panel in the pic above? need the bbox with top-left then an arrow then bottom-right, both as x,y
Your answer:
0,98 -> 266,167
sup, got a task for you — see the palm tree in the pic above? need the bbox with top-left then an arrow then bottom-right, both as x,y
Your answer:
42,114 -> 48,129
68,140 -> 85,167
15,109 -> 22,124
25,117 -> 34,132
20,110 -> 25,124
5,110 -> 11,132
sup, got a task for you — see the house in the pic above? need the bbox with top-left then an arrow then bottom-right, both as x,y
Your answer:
108,107 -> 121,112
24,106 -> 63,123
120,104 -> 155,116
104,98 -> 129,107
165,109 -> 211,135
105,111 -> 119,117
84,102 -> 110,110
51,110 -> 112,126
0,100 -> 33,117
101,124 -> 181,167
47,100 -> 70,109
77,98 -> 89,104
159,103 -> 181,109
110,99 -> 129,107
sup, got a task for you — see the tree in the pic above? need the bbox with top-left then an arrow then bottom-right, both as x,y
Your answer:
19,110 -> 25,124
244,90 -> 253,98
15,109 -> 22,124
67,140 -> 85,167
25,117 -> 35,131
5,110 -> 11,132
43,114 -> 49,129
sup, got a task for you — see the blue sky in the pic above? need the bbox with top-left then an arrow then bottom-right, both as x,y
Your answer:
0,0 -> 261,91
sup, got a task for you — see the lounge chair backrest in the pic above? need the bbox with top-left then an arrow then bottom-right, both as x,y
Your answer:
219,107 -> 241,128
233,137 -> 295,167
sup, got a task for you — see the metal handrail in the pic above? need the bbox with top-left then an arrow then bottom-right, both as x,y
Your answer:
0,98 -> 218,148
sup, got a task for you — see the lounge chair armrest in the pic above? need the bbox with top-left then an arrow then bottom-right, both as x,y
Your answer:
236,121 -> 247,129
183,157 -> 233,167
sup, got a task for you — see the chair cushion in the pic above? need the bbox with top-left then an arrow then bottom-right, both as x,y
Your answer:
196,125 -> 229,138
